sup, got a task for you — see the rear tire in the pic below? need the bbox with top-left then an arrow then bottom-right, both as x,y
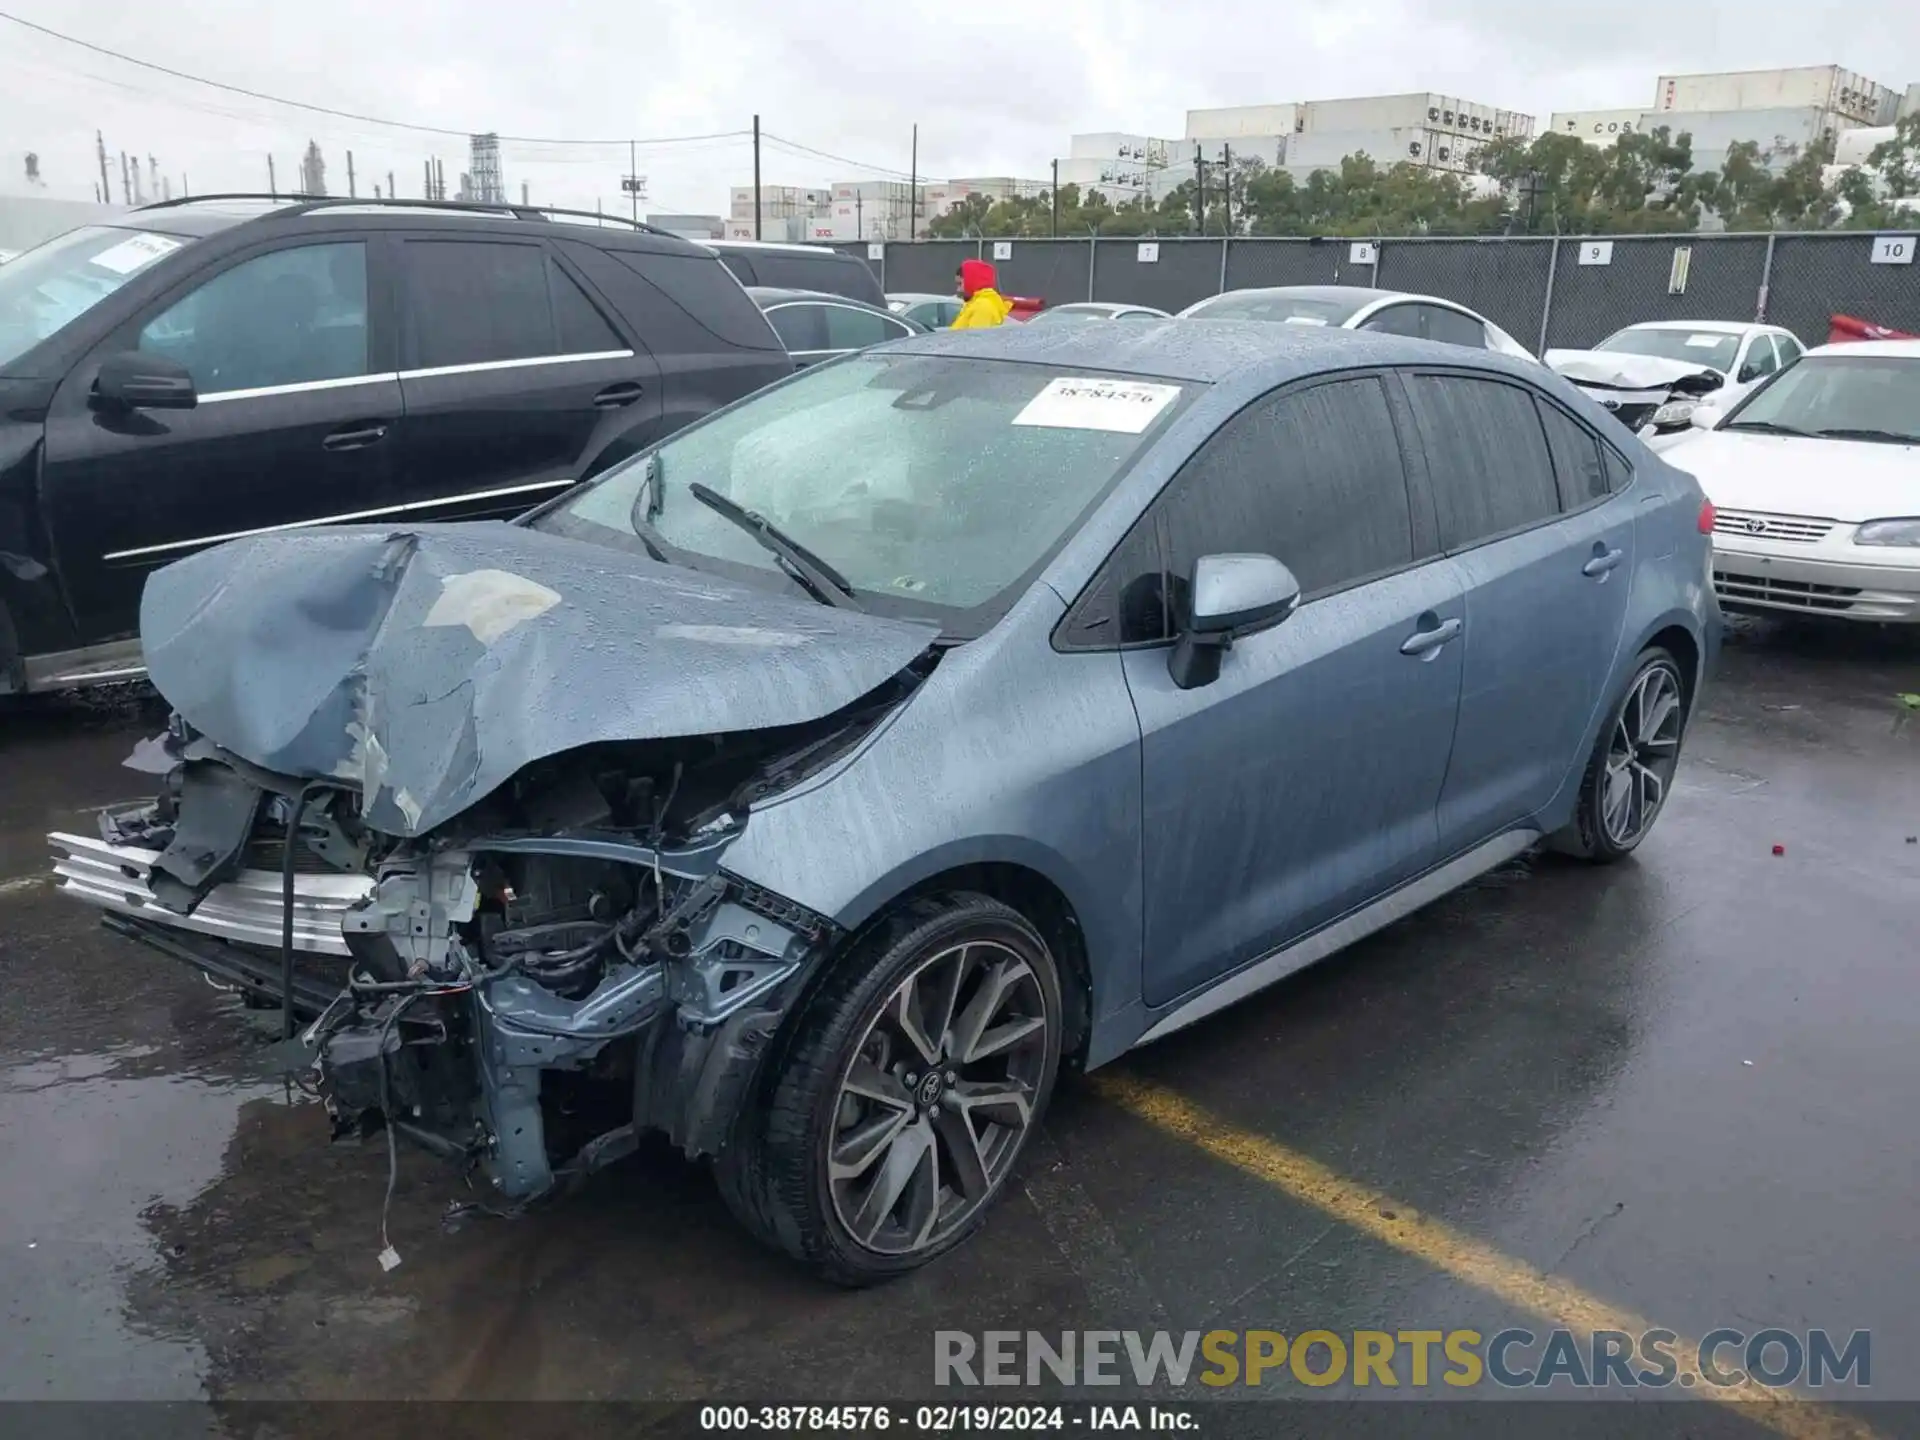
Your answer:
1552,647 -> 1688,863
716,893 -> 1063,1287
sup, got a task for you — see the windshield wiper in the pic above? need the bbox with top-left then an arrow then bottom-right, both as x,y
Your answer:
686,482 -> 862,611
620,456 -> 674,563
1720,420 -> 1816,437
1812,427 -> 1919,446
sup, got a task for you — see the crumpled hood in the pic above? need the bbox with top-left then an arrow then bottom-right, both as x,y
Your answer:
1545,350 -> 1726,392
140,522 -> 941,837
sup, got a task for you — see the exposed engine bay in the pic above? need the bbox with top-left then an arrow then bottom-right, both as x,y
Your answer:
70,660 -> 933,1209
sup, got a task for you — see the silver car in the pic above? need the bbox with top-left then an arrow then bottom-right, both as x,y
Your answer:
51,321 -> 1717,1284
1181,284 -> 1535,358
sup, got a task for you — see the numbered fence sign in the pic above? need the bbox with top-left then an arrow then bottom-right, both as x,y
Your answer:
1137,242 -> 1160,263
1870,235 -> 1915,266
1348,242 -> 1377,265
992,241 -> 1013,260
1578,241 -> 1614,266
867,242 -> 884,261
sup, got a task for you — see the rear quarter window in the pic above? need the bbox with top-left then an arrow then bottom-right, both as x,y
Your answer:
750,251 -> 885,306
576,245 -> 784,352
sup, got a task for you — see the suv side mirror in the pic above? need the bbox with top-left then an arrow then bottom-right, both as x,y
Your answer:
1169,553 -> 1302,691
1689,403 -> 1724,431
92,351 -> 197,411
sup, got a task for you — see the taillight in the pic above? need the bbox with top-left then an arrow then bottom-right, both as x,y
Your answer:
1698,500 -> 1716,535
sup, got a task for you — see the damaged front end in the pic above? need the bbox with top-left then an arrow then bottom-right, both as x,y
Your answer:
48,520 -> 948,1206
1546,351 -> 1726,435
52,699 -> 903,1203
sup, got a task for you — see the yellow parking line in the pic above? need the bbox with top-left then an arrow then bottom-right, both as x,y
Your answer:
1092,1073 -> 1881,1440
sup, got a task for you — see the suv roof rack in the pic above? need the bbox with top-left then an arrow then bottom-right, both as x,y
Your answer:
134,194 -> 673,237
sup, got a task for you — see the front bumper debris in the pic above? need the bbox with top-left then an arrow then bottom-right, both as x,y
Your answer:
49,829 -> 372,955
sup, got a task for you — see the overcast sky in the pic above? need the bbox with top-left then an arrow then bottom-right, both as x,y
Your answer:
2,0 -> 1916,214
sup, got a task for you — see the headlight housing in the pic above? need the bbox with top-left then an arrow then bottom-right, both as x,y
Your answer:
1650,399 -> 1698,429
1854,518 -> 1920,547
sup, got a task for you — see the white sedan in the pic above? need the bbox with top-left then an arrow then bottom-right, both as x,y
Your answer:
1547,320 -> 1806,439
1663,340 -> 1920,622
1179,285 -> 1536,359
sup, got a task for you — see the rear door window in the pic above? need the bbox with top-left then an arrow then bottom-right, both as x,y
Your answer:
822,304 -> 910,350
765,303 -> 829,353
1403,373 -> 1561,549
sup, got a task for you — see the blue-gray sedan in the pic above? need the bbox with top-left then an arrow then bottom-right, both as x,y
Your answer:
52,319 -> 1720,1285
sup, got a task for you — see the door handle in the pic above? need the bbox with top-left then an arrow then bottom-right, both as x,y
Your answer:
1400,615 -> 1462,657
593,382 -> 645,409
1582,546 -> 1625,578
322,423 -> 388,451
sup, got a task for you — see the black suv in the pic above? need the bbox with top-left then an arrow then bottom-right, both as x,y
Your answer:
0,196 -> 792,694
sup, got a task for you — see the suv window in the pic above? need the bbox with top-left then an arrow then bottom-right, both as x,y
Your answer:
1157,376 -> 1415,627
1534,399 -> 1608,507
751,252 -> 884,305
138,241 -> 367,394
1403,373 -> 1560,548
823,304 -> 907,350
404,240 -> 620,369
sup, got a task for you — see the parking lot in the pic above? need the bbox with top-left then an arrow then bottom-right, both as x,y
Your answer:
2,615 -> 1916,1433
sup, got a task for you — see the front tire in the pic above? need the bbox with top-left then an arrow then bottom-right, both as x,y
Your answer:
716,894 -> 1063,1286
1553,647 -> 1688,862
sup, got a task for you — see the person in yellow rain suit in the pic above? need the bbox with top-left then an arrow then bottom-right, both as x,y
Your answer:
950,258 -> 1015,329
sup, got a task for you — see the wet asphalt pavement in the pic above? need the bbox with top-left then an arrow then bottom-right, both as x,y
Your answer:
2,616 -> 1917,1435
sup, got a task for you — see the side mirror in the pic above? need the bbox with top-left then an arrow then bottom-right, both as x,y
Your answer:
93,351 -> 197,411
1169,553 -> 1301,691
1689,403 -> 1724,431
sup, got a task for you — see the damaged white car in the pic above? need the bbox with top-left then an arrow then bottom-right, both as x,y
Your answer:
1547,321 -> 1806,442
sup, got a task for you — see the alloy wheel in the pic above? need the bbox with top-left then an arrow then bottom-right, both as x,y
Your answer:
1601,662 -> 1683,847
827,940 -> 1051,1257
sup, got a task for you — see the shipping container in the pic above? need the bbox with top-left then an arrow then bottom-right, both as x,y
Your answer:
1652,106 -> 1862,157
1901,83 -> 1920,121
1652,67 -> 1898,126
1834,125 -> 1896,167
1285,126 -> 1485,172
1183,104 -> 1302,139
1068,132 -> 1177,163
1549,108 -> 1648,143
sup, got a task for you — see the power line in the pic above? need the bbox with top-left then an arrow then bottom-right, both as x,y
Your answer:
762,131 -> 939,183
0,9 -> 749,148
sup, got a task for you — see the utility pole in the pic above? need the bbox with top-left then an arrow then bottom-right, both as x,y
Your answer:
388,170 -> 396,201
910,124 -> 918,239
1222,143 -> 1232,233
96,131 -> 111,205
751,114 -> 762,240
856,191 -> 863,238
1051,159 -> 1059,238
346,151 -> 356,197
424,159 -> 432,199
268,154 -> 278,199
1194,143 -> 1205,234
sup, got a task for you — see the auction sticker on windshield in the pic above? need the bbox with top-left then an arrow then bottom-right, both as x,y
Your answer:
1013,377 -> 1182,434
1684,334 -> 1725,348
90,233 -> 182,276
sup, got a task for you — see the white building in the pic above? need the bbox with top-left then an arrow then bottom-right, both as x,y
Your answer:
1173,93 -> 1532,187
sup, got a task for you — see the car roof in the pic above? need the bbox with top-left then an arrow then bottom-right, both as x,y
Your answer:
1053,302 -> 1156,314
887,292 -> 951,302
1804,339 -> 1920,359
746,286 -> 887,311
1206,285 -> 1403,308
887,314 -> 1504,384
1623,320 -> 1758,335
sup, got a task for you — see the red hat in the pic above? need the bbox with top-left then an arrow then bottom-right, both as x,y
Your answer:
959,258 -> 997,297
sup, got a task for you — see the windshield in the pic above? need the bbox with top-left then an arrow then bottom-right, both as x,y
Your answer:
535,353 -> 1195,633
0,225 -> 194,369
1722,354 -> 1920,443
1184,291 -> 1363,326
1596,327 -> 1739,373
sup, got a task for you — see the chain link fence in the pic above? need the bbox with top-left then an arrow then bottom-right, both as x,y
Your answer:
838,230 -> 1920,346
